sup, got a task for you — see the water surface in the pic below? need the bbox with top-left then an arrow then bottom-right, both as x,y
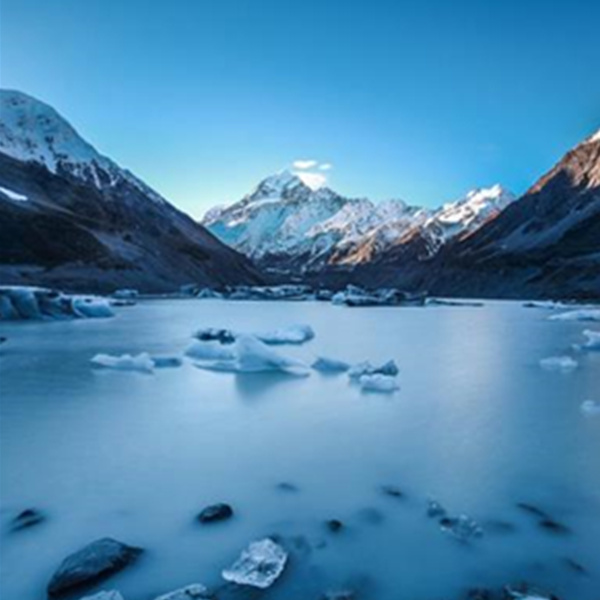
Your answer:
1,299 -> 599,599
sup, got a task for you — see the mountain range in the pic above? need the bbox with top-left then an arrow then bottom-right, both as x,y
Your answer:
0,89 -> 598,299
0,90 -> 262,293
203,172 -> 516,273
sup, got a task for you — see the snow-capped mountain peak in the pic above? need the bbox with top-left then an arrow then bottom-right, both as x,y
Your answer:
203,174 -> 516,270
0,89 -> 165,203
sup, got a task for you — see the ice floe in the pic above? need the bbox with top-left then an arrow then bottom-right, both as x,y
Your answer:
359,374 -> 400,393
193,324 -> 315,346
577,329 -> 600,350
185,340 -> 236,361
332,285 -> 426,307
255,323 -> 315,345
91,353 -> 155,373
439,514 -> 483,542
348,360 -> 399,379
581,400 -> 600,416
0,286 -> 114,320
222,538 -> 288,589
194,335 -> 310,376
539,356 -> 578,371
311,356 -> 351,372
549,309 -> 600,322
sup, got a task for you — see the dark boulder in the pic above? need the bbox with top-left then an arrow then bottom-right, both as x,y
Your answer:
47,537 -> 143,597
197,503 -> 234,523
11,508 -> 45,531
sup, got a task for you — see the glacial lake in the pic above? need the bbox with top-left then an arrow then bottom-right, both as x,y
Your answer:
1,299 -> 600,600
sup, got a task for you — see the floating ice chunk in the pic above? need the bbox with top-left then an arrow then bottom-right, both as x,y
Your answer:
581,400 -> 600,416
91,353 -> 155,373
154,583 -> 210,600
79,592 -> 125,600
72,296 -> 115,319
578,329 -> 600,350
426,499 -> 447,518
549,309 -> 600,322
196,335 -> 310,376
348,359 -> 399,379
194,328 -> 236,344
439,514 -> 483,542
255,324 -> 315,345
185,340 -> 236,361
539,356 -> 578,371
311,356 -> 350,372
359,374 -> 399,393
193,324 -> 314,345
151,355 -> 183,368
222,538 -> 288,589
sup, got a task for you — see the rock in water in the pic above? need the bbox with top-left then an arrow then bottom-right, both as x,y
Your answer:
79,592 -> 125,600
222,538 -> 287,589
197,503 -> 234,523
47,537 -> 143,597
154,584 -> 211,599
11,508 -> 45,531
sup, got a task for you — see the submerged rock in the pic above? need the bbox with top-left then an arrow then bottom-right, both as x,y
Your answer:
221,538 -> 287,589
326,519 -> 344,533
322,591 -> 355,600
154,583 -> 211,599
426,499 -> 447,518
47,537 -> 143,597
11,508 -> 45,531
538,518 -> 570,535
197,503 -> 234,523
380,484 -> 404,499
276,482 -> 299,493
515,502 -> 549,519
440,514 -> 483,542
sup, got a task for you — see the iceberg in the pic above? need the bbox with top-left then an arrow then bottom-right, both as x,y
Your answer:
193,324 -> 315,345
359,374 -> 400,393
256,324 -> 315,345
581,400 -> 600,416
185,340 -> 236,361
348,359 -> 399,379
539,356 -> 578,371
91,353 -> 155,373
0,286 -> 114,321
578,329 -> 600,350
549,309 -> 600,322
311,356 -> 351,372
332,285 -> 426,307
222,538 -> 287,589
195,335 -> 310,376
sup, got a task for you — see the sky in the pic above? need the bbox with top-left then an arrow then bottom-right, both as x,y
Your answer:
1,0 -> 600,218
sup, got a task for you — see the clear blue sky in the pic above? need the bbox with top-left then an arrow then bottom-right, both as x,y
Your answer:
2,0 -> 599,218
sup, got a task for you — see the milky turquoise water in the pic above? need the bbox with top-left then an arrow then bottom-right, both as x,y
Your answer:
1,299 -> 599,600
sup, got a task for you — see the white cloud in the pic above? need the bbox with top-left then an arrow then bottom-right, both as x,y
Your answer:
294,170 -> 327,190
319,163 -> 333,171
293,159 -> 318,170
